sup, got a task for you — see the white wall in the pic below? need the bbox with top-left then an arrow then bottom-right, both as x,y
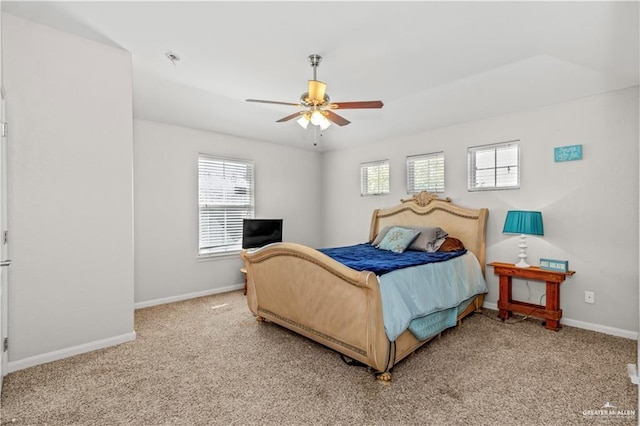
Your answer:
3,14 -> 135,366
133,119 -> 322,305
322,87 -> 639,336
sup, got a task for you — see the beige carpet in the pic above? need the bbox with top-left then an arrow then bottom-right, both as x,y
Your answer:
1,290 -> 637,425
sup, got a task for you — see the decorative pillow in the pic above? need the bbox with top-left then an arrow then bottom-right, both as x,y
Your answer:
372,226 -> 392,246
408,226 -> 449,252
437,237 -> 466,252
376,227 -> 421,253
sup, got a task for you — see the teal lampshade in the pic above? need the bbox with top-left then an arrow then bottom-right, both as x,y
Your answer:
502,211 -> 544,236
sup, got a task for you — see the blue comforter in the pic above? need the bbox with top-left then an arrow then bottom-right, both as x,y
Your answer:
378,253 -> 487,340
318,243 -> 466,275
319,243 -> 487,341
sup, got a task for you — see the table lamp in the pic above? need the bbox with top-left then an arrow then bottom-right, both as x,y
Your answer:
502,210 -> 544,268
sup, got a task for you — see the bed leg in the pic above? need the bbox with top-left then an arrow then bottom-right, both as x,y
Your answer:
256,316 -> 266,323
376,371 -> 392,383
474,295 -> 485,313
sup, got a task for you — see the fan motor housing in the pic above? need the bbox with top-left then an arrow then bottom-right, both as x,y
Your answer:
300,92 -> 330,107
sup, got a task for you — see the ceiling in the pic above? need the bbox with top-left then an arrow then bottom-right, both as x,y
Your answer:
3,1 -> 639,151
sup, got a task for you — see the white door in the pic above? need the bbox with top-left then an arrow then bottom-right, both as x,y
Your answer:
0,93 -> 8,386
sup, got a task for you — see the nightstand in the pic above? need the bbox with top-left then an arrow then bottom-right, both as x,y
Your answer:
488,262 -> 575,331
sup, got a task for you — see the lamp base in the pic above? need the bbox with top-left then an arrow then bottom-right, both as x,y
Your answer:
515,234 -> 530,268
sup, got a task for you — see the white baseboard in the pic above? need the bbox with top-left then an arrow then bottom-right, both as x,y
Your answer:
560,318 -> 638,340
6,285 -> 244,374
482,301 -> 638,340
8,331 -> 136,373
134,283 -> 244,310
7,285 -> 244,373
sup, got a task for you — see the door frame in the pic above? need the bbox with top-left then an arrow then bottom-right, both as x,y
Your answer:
0,92 -> 8,386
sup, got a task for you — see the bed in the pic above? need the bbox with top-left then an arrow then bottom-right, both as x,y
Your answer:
240,192 -> 488,381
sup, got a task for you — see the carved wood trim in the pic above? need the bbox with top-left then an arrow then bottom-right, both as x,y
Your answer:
375,205 -> 480,220
401,191 -> 451,207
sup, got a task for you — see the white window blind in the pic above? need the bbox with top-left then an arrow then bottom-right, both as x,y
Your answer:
360,160 -> 390,196
468,141 -> 520,191
406,152 -> 445,194
198,155 -> 254,256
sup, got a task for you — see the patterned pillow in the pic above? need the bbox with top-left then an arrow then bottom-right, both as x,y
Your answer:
373,225 -> 448,252
376,227 -> 421,253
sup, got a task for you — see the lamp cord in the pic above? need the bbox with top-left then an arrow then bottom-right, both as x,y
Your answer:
481,293 -> 546,325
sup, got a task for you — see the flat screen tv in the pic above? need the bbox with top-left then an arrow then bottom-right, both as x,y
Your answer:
242,219 -> 283,249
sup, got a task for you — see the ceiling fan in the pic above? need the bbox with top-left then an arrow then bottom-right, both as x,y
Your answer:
246,54 -> 384,130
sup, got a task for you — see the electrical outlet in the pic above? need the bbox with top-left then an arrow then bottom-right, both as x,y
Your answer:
585,291 -> 595,304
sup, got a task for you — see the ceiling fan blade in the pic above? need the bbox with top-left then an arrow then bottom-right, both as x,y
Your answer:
276,111 -> 304,123
325,110 -> 351,126
246,99 -> 302,107
308,80 -> 327,104
329,101 -> 384,109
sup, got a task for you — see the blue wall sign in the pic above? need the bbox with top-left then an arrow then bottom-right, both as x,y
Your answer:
554,145 -> 583,162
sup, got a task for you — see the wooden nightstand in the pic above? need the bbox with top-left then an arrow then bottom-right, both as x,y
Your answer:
488,262 -> 575,331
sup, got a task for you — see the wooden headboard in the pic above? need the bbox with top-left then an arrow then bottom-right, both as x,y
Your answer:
369,192 -> 489,275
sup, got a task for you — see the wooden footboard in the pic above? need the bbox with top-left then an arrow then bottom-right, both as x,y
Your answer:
241,242 -> 393,373
241,242 -> 484,377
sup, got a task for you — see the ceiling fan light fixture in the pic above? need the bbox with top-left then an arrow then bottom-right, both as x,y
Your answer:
297,114 -> 310,129
310,111 -> 331,130
311,110 -> 325,125
246,54 -> 383,132
319,119 -> 331,131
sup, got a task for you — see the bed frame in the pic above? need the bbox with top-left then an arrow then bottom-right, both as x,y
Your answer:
240,192 -> 488,381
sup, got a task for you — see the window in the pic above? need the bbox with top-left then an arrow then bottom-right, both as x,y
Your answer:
468,141 -> 520,191
198,155 -> 254,256
360,160 -> 390,196
406,152 -> 445,194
